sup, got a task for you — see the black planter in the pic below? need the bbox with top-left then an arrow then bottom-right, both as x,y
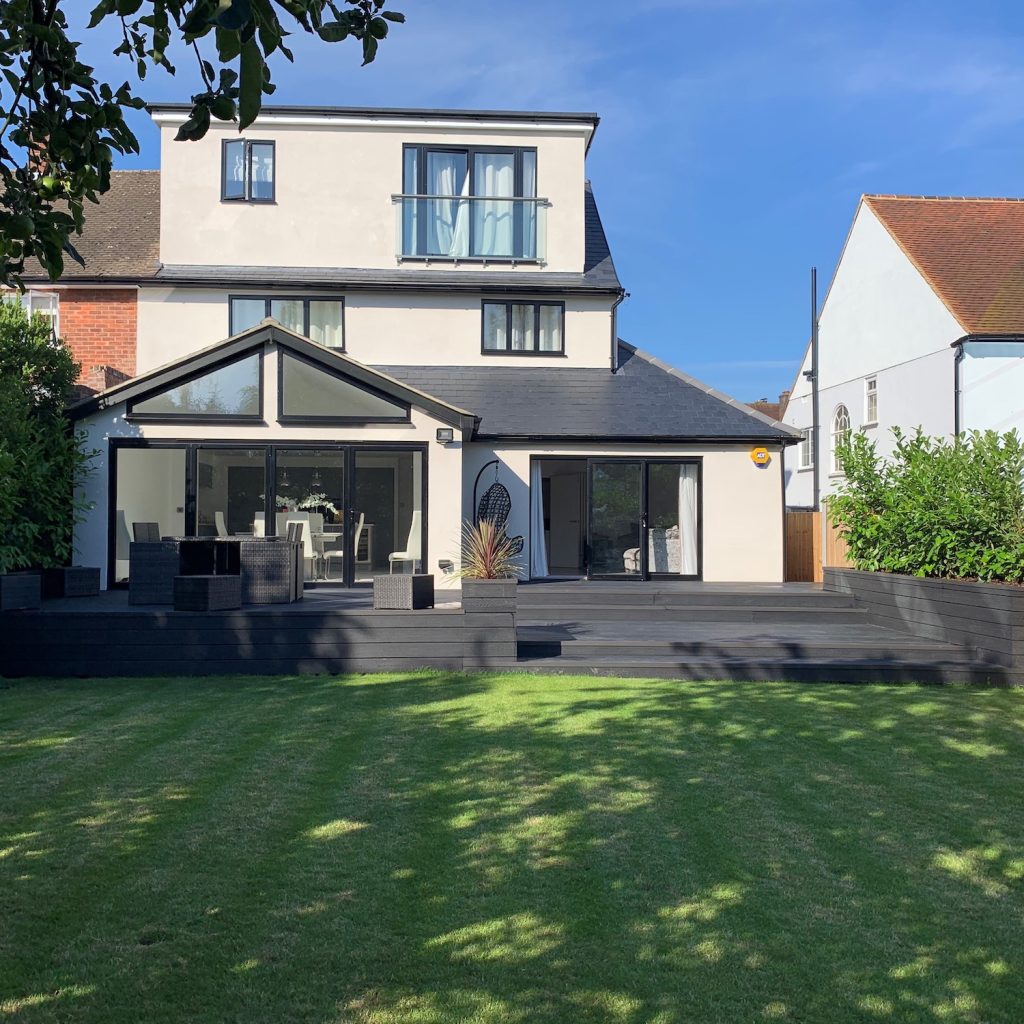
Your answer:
461,577 -> 518,614
42,566 -> 101,600
0,571 -> 42,611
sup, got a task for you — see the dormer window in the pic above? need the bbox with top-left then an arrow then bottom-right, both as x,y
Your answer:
222,139 -> 275,202
399,145 -> 542,261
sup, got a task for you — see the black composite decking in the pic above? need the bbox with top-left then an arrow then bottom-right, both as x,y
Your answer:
0,580 -> 1010,684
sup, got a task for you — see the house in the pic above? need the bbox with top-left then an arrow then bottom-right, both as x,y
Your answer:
63,104 -> 796,588
16,171 -> 160,392
784,194 -> 1024,508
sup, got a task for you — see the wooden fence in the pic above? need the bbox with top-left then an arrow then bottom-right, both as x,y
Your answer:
785,504 -> 851,582
784,510 -> 821,582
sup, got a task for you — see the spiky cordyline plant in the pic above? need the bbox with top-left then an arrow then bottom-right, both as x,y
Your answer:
453,519 -> 524,580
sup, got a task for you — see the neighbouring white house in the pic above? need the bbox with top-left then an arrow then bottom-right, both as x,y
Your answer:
58,104 -> 797,588
784,194 -> 1024,509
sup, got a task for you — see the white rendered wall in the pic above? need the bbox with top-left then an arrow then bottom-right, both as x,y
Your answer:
783,200 -> 964,507
156,118 -> 588,274
136,287 -> 614,372
960,342 -> 1024,437
464,442 -> 786,583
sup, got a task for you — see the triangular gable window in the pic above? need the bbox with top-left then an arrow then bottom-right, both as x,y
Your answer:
278,351 -> 409,423
128,352 -> 263,420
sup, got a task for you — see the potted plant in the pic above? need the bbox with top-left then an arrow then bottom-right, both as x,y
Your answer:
455,519 -> 523,611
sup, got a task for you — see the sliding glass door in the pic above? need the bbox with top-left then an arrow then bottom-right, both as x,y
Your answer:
586,459 -> 701,580
588,461 -> 643,578
110,442 -> 426,589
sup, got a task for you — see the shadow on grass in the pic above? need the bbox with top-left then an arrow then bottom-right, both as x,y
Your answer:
1,673 -> 1023,1023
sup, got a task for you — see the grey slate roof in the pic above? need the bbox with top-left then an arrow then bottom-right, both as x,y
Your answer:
156,183 -> 622,294
377,342 -> 799,442
22,171 -> 161,281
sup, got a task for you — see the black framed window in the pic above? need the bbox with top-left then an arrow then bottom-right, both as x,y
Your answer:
482,301 -> 564,355
222,139 -> 275,202
401,144 -> 539,260
277,351 -> 410,424
230,295 -> 344,349
127,352 -> 264,423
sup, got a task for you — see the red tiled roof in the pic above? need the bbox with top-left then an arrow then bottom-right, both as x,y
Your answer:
864,194 -> 1024,334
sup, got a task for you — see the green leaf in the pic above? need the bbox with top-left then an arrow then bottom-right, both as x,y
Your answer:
369,17 -> 389,39
381,11 -> 406,22
361,33 -> 378,64
215,0 -> 253,32
238,37 -> 264,130
317,21 -> 350,42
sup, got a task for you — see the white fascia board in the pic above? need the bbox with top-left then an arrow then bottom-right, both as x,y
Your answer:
150,110 -> 595,142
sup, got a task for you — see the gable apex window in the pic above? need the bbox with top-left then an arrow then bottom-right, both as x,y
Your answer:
401,144 -> 542,261
222,139 -> 275,202
482,301 -> 564,355
278,351 -> 410,425
128,352 -> 263,423
230,295 -> 344,349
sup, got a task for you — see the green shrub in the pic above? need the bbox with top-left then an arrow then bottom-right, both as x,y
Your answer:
0,301 -> 97,573
828,428 -> 1024,583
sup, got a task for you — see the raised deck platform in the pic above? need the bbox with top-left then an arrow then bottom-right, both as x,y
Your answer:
0,580 -> 1010,684
515,581 -> 1007,685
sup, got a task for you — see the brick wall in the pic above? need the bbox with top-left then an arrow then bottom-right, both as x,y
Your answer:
57,288 -> 137,380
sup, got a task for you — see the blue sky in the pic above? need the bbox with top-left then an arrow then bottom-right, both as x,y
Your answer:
78,0 -> 1024,400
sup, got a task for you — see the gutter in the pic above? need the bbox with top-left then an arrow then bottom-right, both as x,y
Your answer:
609,289 -> 627,372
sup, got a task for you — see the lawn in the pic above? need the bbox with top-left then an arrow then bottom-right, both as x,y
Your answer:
1,674 -> 1023,1024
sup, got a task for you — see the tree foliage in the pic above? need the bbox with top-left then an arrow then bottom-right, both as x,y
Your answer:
829,428 -> 1024,583
0,300 -> 97,573
0,0 -> 404,287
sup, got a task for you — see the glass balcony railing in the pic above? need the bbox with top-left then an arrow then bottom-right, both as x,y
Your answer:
394,195 -> 548,262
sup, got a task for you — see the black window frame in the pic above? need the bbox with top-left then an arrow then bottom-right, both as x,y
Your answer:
276,349 -> 411,426
107,438 -> 429,589
480,300 -> 565,357
126,350 -> 265,425
401,143 -> 540,262
221,138 -> 276,203
229,294 -> 345,350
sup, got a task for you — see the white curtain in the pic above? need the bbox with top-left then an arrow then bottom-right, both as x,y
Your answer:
426,154 -> 470,257
678,465 -> 699,576
473,153 -> 515,257
530,461 -> 550,578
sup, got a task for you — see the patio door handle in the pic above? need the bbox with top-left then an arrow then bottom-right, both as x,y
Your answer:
640,513 -> 648,529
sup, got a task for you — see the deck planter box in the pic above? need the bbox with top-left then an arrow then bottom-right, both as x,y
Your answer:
0,571 -> 41,611
373,574 -> 435,610
42,566 -> 101,600
173,574 -> 242,612
460,578 -> 518,614
460,578 -> 518,668
824,568 -> 1024,677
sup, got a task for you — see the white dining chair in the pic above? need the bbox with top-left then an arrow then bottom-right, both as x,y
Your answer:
388,511 -> 422,574
253,513 -> 265,537
324,513 -> 363,582
286,517 -> 318,580
215,511 -> 228,537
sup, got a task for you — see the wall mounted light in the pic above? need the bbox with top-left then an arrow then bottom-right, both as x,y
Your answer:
435,427 -> 455,446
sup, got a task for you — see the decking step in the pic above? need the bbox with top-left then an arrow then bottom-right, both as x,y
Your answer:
517,637 -> 978,661
517,604 -> 869,624
517,590 -> 856,610
513,655 -> 1013,685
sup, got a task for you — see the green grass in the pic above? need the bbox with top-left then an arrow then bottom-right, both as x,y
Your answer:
1,673 -> 1023,1024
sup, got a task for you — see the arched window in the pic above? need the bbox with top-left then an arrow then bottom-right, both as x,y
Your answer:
831,404 -> 851,474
